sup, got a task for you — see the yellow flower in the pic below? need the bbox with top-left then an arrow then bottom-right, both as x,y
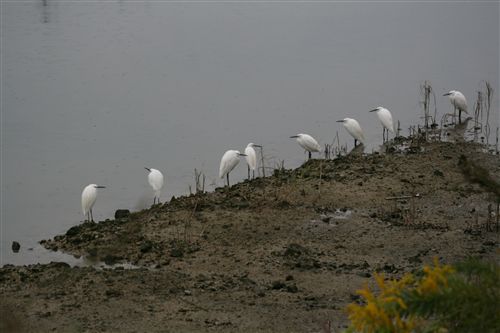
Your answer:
417,258 -> 454,295
347,273 -> 417,332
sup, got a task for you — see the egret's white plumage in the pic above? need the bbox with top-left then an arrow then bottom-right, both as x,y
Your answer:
81,184 -> 105,222
370,107 -> 394,133
244,143 -> 262,179
145,167 -> 164,204
219,150 -> 247,186
443,90 -> 468,123
290,133 -> 321,159
337,118 -> 365,146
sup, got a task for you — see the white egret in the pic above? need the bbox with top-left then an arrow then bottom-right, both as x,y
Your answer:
290,133 -> 321,159
145,167 -> 164,204
244,143 -> 262,179
369,107 -> 394,142
337,118 -> 365,147
219,150 -> 247,187
443,90 -> 468,124
81,184 -> 106,222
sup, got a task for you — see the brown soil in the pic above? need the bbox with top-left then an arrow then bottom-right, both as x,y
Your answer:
1,140 -> 499,333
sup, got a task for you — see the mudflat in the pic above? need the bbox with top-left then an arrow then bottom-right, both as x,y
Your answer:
1,140 -> 498,333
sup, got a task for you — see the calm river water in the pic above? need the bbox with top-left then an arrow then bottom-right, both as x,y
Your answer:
2,1 -> 498,265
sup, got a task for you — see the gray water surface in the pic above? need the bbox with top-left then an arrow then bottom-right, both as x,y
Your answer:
2,1 -> 499,265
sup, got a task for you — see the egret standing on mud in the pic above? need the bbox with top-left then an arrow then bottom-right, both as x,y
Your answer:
244,143 -> 262,179
369,107 -> 394,142
337,118 -> 365,147
219,150 -> 247,187
145,167 -> 164,205
443,90 -> 468,124
81,184 -> 106,222
290,133 -> 321,159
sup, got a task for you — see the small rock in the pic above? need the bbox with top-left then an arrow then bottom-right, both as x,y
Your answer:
271,280 -> 286,290
286,284 -> 298,293
105,289 -> 123,298
48,262 -> 70,269
321,216 -> 331,223
102,255 -> 122,265
433,169 -> 444,177
184,290 -> 192,296
114,209 -> 130,219
139,240 -> 153,253
11,241 -> 20,253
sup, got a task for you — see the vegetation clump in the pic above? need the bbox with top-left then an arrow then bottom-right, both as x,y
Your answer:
346,258 -> 500,333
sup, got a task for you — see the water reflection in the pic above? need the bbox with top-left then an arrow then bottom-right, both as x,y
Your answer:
39,0 -> 49,23
4,243 -> 147,270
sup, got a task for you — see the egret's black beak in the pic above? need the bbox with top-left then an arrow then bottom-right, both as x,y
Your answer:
443,93 -> 451,96
253,144 -> 262,148
336,120 -> 345,123
95,185 -> 106,189
144,167 -> 151,172
290,135 -> 299,138
369,108 -> 378,112
239,153 -> 247,157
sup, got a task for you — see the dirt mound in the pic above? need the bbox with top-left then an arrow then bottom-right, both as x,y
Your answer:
2,140 -> 498,332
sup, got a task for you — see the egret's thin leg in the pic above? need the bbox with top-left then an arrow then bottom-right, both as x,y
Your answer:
247,165 -> 250,180
90,209 -> 94,223
227,173 -> 230,187
252,170 -> 255,179
354,139 -> 358,147
308,151 -> 312,160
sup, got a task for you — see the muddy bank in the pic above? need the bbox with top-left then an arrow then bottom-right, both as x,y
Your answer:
1,140 -> 498,332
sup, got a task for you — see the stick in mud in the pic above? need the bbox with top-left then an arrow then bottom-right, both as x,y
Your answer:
483,81 -> 493,145
259,146 -> 265,178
